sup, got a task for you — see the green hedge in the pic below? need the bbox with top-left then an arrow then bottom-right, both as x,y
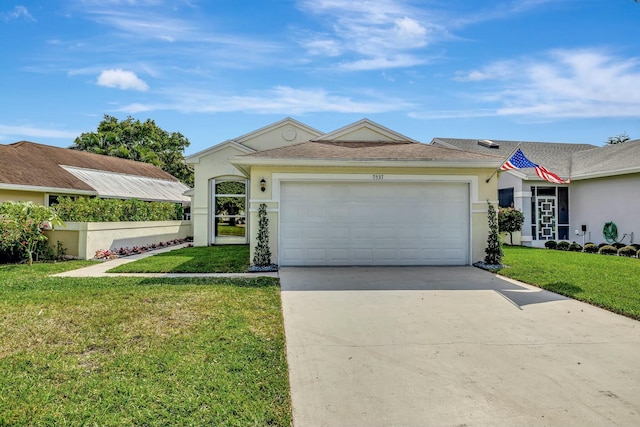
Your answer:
54,197 -> 184,222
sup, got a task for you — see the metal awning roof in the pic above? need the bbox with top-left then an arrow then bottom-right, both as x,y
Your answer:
62,166 -> 190,203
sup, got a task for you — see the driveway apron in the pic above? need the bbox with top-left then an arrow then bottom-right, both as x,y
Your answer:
280,266 -> 640,427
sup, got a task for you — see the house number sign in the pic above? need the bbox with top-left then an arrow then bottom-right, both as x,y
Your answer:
372,174 -> 384,180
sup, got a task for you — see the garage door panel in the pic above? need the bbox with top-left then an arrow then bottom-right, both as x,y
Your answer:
280,182 -> 469,266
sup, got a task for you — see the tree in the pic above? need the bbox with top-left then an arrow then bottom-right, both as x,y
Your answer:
606,132 -> 630,145
484,202 -> 503,265
498,207 -> 525,245
72,115 -> 194,187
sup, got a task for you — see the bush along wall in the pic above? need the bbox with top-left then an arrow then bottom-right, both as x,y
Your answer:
54,197 -> 184,222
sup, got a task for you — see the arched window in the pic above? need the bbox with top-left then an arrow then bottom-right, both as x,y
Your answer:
212,178 -> 247,240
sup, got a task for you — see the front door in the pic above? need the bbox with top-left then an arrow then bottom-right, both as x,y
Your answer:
536,196 -> 556,240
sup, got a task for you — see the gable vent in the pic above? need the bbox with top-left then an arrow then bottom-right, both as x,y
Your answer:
478,139 -> 500,149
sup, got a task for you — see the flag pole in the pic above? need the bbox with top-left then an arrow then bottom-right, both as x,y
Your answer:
485,143 -> 522,183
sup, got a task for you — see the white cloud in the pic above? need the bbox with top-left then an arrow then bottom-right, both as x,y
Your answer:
116,85 -> 414,115
0,124 -> 79,140
2,6 -> 35,22
297,0 -> 437,70
419,49 -> 640,120
97,69 -> 149,91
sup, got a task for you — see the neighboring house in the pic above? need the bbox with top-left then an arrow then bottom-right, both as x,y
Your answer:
431,138 -> 640,247
0,141 -> 190,205
186,118 -> 502,266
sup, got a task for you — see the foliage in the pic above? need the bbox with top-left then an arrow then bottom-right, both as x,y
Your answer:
0,264 -> 290,426
0,201 -> 64,265
544,240 -> 557,249
108,245 -> 250,273
583,243 -> 599,253
501,246 -> 640,320
569,242 -> 583,252
71,114 -> 194,186
498,207 -> 525,245
54,197 -> 182,222
605,132 -> 630,145
484,202 -> 503,265
253,203 -> 272,266
598,245 -> 618,255
618,245 -> 637,257
556,241 -> 571,251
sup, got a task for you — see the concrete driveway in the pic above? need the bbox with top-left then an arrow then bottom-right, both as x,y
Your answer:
280,267 -> 640,427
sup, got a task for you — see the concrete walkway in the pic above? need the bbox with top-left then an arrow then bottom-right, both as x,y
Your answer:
52,243 -> 278,278
280,266 -> 640,427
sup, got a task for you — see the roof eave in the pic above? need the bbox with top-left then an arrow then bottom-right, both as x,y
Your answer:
0,183 -> 98,196
230,157 -> 502,169
571,167 -> 640,181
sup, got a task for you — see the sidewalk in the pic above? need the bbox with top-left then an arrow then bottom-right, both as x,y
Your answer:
53,243 -> 279,278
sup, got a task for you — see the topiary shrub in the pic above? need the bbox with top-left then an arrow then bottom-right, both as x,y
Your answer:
597,243 -> 609,249
598,245 -> 618,255
618,246 -> 637,257
613,242 -> 626,250
484,202 -> 503,265
544,240 -> 557,249
569,242 -> 583,252
583,243 -> 598,254
556,241 -> 571,251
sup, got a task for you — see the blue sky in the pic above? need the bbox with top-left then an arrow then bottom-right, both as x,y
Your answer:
1,0 -> 639,155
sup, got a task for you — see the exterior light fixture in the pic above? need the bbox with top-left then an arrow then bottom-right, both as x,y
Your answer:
260,178 -> 266,192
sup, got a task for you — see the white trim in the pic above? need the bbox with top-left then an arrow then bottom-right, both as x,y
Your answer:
185,140 -> 255,163
0,183 -> 96,196
515,191 -> 532,198
249,199 -> 277,204
248,208 -> 279,213
571,166 -> 640,180
235,117 -> 323,143
314,118 -> 420,143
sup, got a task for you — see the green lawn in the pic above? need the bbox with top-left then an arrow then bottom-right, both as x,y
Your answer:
500,246 -> 640,320
108,245 -> 250,274
0,261 -> 291,427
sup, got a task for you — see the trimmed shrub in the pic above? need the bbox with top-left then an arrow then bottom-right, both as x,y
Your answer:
569,242 -> 583,252
498,207 -> 525,245
612,242 -> 626,250
632,244 -> 640,251
637,249 -> 640,259
54,197 -> 182,222
544,240 -> 557,249
556,241 -> 571,251
583,243 -> 598,254
618,246 -> 637,257
598,245 -> 618,255
597,243 -> 609,249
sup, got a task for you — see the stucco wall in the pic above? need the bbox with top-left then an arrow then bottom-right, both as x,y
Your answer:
190,145 -> 247,246
248,165 -> 498,265
570,173 -> 640,245
0,189 -> 45,204
239,124 -> 319,151
45,220 -> 192,259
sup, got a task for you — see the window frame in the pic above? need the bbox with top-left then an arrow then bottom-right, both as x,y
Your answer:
210,177 -> 248,244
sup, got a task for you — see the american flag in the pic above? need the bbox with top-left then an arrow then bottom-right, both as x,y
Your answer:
500,149 -> 570,184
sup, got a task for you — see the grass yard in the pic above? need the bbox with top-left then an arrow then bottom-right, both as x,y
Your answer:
0,261 -> 291,426
501,246 -> 640,320
109,245 -> 250,274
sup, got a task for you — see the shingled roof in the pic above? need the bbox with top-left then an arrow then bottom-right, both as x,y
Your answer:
431,138 -> 597,180
571,139 -> 640,178
233,140 -> 503,165
0,141 -> 190,202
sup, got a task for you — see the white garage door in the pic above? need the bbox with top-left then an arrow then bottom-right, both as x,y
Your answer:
280,181 -> 469,266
